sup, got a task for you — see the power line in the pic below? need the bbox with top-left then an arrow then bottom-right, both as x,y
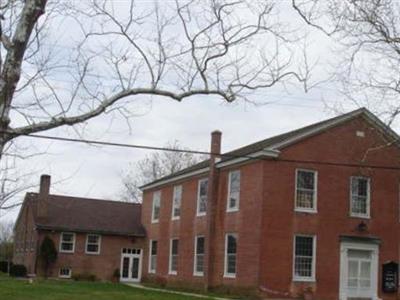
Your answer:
2,130 -> 400,171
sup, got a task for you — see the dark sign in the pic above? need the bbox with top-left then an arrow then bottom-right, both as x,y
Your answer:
382,261 -> 398,293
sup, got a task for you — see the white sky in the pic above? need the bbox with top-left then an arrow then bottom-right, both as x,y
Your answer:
1,1 -> 398,222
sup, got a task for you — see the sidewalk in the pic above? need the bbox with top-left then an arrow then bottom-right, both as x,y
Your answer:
124,283 -> 231,300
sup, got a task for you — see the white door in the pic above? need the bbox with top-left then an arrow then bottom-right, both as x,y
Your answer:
120,248 -> 142,283
339,242 -> 379,300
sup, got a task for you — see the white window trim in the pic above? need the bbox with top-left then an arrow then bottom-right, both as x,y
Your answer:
224,233 -> 237,278
151,191 -> 161,223
59,232 -> 75,254
193,235 -> 204,277
292,234 -> 316,282
196,178 -> 208,217
349,176 -> 371,219
171,185 -> 182,221
227,170 -> 240,212
168,238 -> 178,275
148,239 -> 156,274
294,169 -> 318,213
85,234 -> 101,255
59,267 -> 72,279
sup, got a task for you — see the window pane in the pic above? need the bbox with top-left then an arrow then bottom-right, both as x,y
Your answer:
151,241 -> 157,255
227,254 -> 236,274
295,236 -> 313,256
295,256 -> 312,277
297,171 -> 315,189
172,240 -> 178,255
196,237 -> 204,254
173,186 -> 182,218
62,233 -> 73,242
87,235 -> 99,244
227,235 -> 237,254
152,192 -> 161,220
196,254 -> 204,273
87,244 -> 98,252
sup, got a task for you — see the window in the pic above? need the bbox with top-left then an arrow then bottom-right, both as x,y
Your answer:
85,234 -> 101,254
169,239 -> 179,275
194,236 -> 205,276
227,170 -> 240,212
59,267 -> 72,278
59,232 -> 75,253
197,179 -> 208,216
293,235 -> 316,281
149,240 -> 157,273
295,169 -> 317,212
224,233 -> 237,278
172,185 -> 182,220
350,177 -> 370,217
152,191 -> 161,223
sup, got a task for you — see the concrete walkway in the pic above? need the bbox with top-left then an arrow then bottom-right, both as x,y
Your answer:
124,283 -> 231,300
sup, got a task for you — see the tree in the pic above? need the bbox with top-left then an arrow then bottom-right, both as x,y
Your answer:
120,140 -> 205,202
292,0 -> 400,124
0,0 -> 310,210
39,236 -> 57,278
0,221 -> 14,273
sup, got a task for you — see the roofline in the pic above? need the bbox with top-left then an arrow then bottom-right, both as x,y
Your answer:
36,224 -> 146,237
141,108 -> 400,192
141,149 -> 280,191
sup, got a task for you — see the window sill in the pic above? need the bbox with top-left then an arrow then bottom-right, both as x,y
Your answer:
171,217 -> 180,221
148,270 -> 156,274
151,220 -> 159,224
168,271 -> 177,276
85,252 -> 100,255
295,208 -> 317,214
292,277 -> 316,283
223,273 -> 236,279
193,272 -> 204,277
196,213 -> 206,217
59,250 -> 74,254
226,208 -> 239,213
349,214 -> 370,219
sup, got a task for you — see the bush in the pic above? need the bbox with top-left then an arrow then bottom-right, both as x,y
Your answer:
0,261 -> 13,273
9,264 -> 27,277
72,272 -> 97,281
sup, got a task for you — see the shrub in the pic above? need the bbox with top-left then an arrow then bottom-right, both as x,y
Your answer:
9,264 -> 27,277
39,236 -> 57,278
72,272 -> 97,281
0,261 -> 12,273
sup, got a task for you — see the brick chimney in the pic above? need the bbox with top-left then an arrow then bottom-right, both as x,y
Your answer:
205,130 -> 221,290
37,174 -> 51,220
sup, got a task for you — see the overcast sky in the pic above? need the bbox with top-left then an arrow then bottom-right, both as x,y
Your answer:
2,1 -> 398,222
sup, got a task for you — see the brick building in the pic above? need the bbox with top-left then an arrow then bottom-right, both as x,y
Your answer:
13,175 -> 145,282
140,108 -> 400,300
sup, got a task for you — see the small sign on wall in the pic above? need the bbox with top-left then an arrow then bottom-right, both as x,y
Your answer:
382,261 -> 398,293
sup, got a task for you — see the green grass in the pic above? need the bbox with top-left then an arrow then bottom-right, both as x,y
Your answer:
0,275 -> 213,300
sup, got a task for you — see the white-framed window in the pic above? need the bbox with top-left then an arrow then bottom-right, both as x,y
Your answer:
293,235 -> 316,282
224,233 -> 237,278
59,267 -> 72,278
350,176 -> 370,218
85,234 -> 101,255
172,185 -> 182,220
193,235 -> 205,276
59,232 -> 75,253
152,191 -> 161,223
149,240 -> 157,273
295,169 -> 317,212
169,238 -> 179,275
197,178 -> 208,216
227,170 -> 240,212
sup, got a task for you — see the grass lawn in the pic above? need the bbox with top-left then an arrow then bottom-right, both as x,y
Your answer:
0,274 -> 213,300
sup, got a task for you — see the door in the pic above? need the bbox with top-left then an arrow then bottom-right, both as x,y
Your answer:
339,243 -> 378,300
120,248 -> 142,282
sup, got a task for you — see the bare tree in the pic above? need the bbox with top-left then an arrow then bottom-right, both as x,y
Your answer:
120,141 -> 205,202
0,0 -> 310,209
292,0 -> 400,124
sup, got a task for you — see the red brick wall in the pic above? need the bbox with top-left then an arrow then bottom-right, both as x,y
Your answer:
13,198 -> 38,274
35,231 -> 144,281
260,116 -> 400,300
142,116 -> 400,299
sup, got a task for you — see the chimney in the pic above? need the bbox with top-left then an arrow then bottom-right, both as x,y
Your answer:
37,174 -> 51,220
204,130 -> 222,290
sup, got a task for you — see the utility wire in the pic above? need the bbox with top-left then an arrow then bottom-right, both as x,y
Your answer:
2,130 -> 400,171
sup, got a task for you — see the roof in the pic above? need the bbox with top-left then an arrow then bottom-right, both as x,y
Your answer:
27,193 -> 145,237
141,108 -> 400,190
